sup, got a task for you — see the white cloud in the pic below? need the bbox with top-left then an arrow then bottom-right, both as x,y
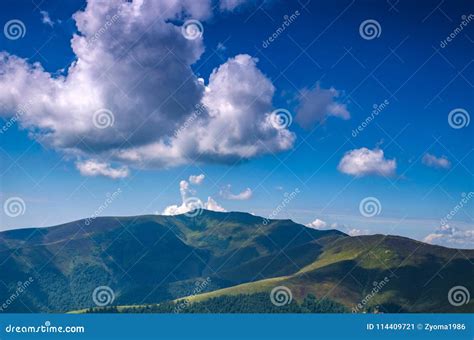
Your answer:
189,174 -> 205,185
0,1 -> 294,175
220,184 -> 253,200
337,147 -> 396,177
306,218 -> 327,229
346,228 -> 369,236
219,0 -> 247,11
162,202 -> 192,216
306,218 -> 370,236
162,178 -> 226,215
76,159 -> 129,179
216,42 -> 227,52
296,84 -> 349,129
423,224 -> 473,249
40,11 -> 54,27
422,153 -> 451,169
332,223 -> 369,236
205,196 -> 226,212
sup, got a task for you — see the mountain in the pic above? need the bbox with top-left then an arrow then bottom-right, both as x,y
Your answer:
180,234 -> 474,313
0,210 -> 472,313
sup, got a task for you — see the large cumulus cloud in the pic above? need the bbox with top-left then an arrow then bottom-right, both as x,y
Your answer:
0,0 -> 294,177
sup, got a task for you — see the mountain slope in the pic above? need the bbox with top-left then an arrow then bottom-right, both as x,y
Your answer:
0,210 -> 472,313
0,210 -> 344,312
181,234 -> 474,313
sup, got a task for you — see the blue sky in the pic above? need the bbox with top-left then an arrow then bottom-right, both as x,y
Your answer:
0,0 -> 473,248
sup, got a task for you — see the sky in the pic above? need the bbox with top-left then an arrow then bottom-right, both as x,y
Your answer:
0,0 -> 473,249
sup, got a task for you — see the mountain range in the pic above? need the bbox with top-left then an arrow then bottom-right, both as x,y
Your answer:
0,210 -> 472,313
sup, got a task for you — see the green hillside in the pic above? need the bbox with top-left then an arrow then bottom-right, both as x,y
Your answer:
0,210 -> 472,313
179,234 -> 474,313
0,210 -> 343,312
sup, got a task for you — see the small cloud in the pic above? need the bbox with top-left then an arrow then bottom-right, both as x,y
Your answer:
162,178 -> 226,215
306,219 -> 370,236
162,202 -> 194,216
306,218 -> 327,229
338,147 -> 396,177
189,174 -> 205,185
205,196 -> 226,212
423,224 -> 473,249
76,160 -> 129,179
422,153 -> 451,170
40,10 -> 54,27
296,84 -> 349,129
346,228 -> 369,236
219,0 -> 247,11
220,185 -> 253,200
216,42 -> 227,52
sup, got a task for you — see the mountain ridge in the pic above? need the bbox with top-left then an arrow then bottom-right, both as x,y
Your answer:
0,210 -> 472,313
